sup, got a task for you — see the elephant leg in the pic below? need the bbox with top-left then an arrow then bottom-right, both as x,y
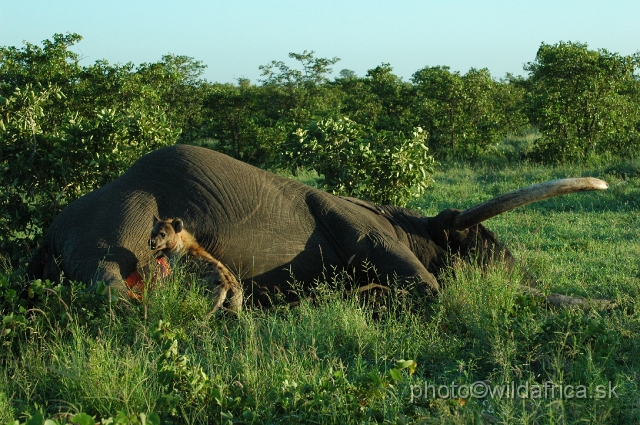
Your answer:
359,240 -> 440,297
94,261 -> 134,298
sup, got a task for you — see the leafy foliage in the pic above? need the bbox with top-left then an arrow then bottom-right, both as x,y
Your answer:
0,35 -> 185,266
289,117 -> 435,205
152,320 -> 213,413
411,66 -> 527,157
200,80 -> 270,164
523,41 -> 640,160
1,33 -> 639,275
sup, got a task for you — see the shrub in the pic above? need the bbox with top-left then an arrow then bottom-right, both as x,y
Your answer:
0,34 -> 183,267
287,117 -> 435,205
0,85 -> 179,267
523,41 -> 640,161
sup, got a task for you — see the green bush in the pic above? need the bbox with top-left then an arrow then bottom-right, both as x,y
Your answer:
523,41 -> 640,161
0,86 -> 179,267
0,35 -> 184,268
287,117 -> 436,205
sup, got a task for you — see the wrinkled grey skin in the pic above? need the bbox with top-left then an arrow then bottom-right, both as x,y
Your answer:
27,145 -> 509,305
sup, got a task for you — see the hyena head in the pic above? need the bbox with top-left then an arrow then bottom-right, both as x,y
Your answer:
149,216 -> 184,253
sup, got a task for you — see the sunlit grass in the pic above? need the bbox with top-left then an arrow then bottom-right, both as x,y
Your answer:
1,158 -> 639,424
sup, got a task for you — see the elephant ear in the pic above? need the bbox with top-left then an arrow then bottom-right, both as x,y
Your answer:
172,218 -> 184,233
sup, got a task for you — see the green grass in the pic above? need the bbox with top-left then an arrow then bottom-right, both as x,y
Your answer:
1,159 -> 639,424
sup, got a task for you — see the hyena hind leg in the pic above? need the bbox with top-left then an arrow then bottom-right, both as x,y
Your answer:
209,280 -> 243,314
202,262 -> 243,315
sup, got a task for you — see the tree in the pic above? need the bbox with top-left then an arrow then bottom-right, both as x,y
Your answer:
259,50 -> 340,88
411,66 -> 526,157
523,41 -> 640,160
257,51 -> 342,122
202,81 -> 263,163
332,71 -> 382,129
134,54 -> 209,142
0,33 -> 82,92
0,34 -> 182,266
364,64 -> 413,132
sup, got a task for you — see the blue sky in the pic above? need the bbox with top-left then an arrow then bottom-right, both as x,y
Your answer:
2,0 -> 638,84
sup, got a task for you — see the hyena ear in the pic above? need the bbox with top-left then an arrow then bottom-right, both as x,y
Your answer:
153,215 -> 160,224
172,218 -> 184,233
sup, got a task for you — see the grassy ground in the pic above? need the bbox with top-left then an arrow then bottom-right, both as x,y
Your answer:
1,159 -> 639,424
